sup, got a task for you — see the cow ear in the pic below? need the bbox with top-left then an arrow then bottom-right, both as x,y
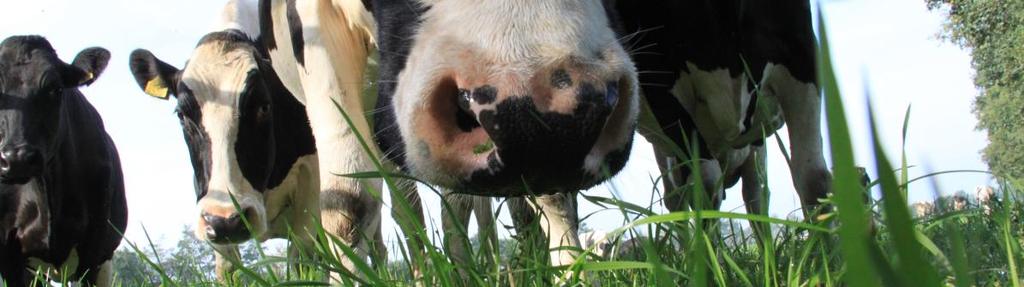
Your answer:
70,47 -> 110,86
129,49 -> 180,100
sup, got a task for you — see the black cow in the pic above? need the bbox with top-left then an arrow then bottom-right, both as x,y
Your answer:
0,36 -> 126,286
128,29 -> 321,280
617,0 -> 830,232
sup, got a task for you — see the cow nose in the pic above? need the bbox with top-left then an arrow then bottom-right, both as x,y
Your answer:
0,146 -> 42,183
202,210 -> 252,244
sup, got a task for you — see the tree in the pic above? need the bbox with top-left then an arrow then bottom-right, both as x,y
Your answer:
927,0 -> 1024,180
112,225 -> 275,284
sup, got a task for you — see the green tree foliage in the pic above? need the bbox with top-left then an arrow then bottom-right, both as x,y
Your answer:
112,226 -> 268,284
927,0 -> 1024,180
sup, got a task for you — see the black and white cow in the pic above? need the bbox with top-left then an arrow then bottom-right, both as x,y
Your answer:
128,28 -> 324,279
0,36 -> 126,286
127,2 -> 498,282
618,0 -> 830,228
367,0 -> 640,267
364,0 -> 829,271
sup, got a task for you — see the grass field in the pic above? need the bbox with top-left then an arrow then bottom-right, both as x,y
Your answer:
9,8 -> 1020,287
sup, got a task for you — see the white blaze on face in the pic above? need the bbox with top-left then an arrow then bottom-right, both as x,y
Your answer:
183,42 -> 268,240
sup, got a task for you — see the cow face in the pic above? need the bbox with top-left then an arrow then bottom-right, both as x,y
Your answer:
129,31 -> 278,244
374,0 -> 639,196
0,36 -> 108,184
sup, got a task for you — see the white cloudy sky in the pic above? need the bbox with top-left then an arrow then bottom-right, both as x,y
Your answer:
0,0 -> 992,251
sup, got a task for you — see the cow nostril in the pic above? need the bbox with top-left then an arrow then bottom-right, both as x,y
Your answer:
205,225 -> 217,239
454,88 -> 481,132
458,89 -> 472,113
202,213 -> 217,225
0,150 -> 13,171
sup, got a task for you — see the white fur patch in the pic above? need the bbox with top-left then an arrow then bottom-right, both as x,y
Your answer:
219,0 -> 261,39
670,62 -> 748,158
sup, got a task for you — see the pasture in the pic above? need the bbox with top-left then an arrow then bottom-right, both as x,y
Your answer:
69,9 -> 1021,287
0,0 -> 1009,286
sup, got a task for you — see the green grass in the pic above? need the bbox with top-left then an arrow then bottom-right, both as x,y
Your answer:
8,6 -> 1023,287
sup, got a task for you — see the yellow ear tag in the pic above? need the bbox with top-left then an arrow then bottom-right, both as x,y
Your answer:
84,72 -> 94,82
144,78 -> 170,99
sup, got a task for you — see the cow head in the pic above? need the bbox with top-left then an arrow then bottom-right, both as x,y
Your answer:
0,36 -> 108,185
129,31 -> 282,244
373,0 -> 639,196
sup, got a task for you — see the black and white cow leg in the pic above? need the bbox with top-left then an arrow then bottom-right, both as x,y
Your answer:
471,196 -> 498,269
440,191 -> 476,279
213,244 -> 242,281
93,260 -> 114,287
388,177 -> 426,281
441,191 -> 497,282
272,0 -> 381,281
508,193 -> 580,279
740,145 -> 770,244
765,64 -> 832,219
372,226 -> 387,269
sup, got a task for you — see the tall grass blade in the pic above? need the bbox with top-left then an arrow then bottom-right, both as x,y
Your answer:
817,6 -> 880,287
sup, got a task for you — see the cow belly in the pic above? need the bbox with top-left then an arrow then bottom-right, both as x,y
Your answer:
671,62 -> 750,155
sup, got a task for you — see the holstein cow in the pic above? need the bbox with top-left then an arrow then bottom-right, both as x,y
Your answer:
0,36 -> 126,286
128,29 -> 323,279
368,0 -> 640,267
230,1 -> 504,280
132,1 -> 489,281
617,0 -> 830,236
223,0 -> 394,280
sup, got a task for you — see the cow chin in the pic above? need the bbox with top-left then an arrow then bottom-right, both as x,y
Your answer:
194,190 -> 268,245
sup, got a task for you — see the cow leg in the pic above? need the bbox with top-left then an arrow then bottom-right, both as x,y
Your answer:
0,245 -> 27,287
511,193 -> 580,267
472,196 -> 498,269
767,65 -> 832,219
91,261 -> 113,287
212,244 -> 241,282
286,0 -> 380,281
441,191 -> 476,280
507,193 -> 580,284
388,177 -> 425,281
75,260 -> 113,287
372,226 -> 387,269
663,158 -> 722,214
740,145 -> 770,245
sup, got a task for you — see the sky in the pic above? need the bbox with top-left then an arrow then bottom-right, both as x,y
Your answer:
0,0 -> 993,253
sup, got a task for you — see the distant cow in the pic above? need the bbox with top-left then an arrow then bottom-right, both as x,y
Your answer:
0,36 -> 126,286
129,28 -> 323,279
976,185 -> 994,214
618,0 -> 829,231
911,201 -> 935,218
